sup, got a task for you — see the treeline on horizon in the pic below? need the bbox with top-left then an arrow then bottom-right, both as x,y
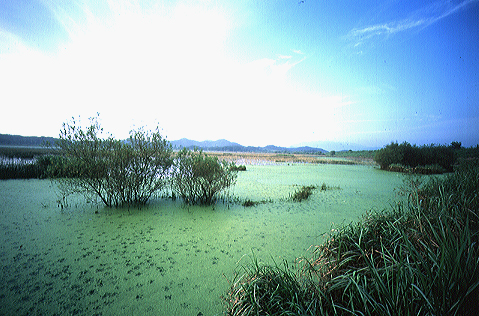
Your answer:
2,133 -> 479,157
373,141 -> 479,174
0,134 -> 57,148
1,133 -> 479,180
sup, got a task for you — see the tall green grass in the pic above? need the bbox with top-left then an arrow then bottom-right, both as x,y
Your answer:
224,160 -> 479,315
225,254 -> 321,316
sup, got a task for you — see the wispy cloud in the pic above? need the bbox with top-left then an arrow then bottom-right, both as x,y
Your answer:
291,49 -> 304,55
248,50 -> 307,79
349,0 -> 478,46
277,54 -> 292,59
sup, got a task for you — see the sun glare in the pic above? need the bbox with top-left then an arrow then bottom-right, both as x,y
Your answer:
1,1 -> 356,145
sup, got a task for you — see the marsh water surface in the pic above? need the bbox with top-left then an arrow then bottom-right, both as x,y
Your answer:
0,164 -> 405,315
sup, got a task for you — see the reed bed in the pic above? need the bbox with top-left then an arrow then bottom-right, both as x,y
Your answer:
209,152 -> 364,166
224,161 -> 479,315
0,158 -> 44,179
0,155 -> 73,179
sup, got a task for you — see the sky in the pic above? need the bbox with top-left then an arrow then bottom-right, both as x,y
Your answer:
1,0 -> 478,150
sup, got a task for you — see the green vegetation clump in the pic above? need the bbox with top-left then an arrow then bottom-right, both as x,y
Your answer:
225,255 -> 315,315
374,141 -> 455,172
241,199 -> 257,207
241,198 -> 272,207
36,155 -> 77,178
171,148 -> 238,205
230,164 -> 246,171
289,183 -> 340,202
319,182 -> 340,191
290,185 -> 316,202
224,161 -> 479,315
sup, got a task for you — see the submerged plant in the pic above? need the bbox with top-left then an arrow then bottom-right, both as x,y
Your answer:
320,182 -> 340,191
242,199 -> 257,207
241,198 -> 272,207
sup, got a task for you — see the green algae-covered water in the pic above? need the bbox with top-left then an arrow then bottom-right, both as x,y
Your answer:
0,164 -> 405,315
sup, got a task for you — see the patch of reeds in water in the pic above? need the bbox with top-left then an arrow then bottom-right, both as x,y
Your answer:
0,157 -> 43,179
314,159 -> 357,166
224,160 -> 479,315
0,155 -> 76,180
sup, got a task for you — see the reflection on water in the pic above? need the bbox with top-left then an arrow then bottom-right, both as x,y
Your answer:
0,164 -> 405,315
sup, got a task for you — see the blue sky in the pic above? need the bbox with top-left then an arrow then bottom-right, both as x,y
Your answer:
1,0 -> 478,149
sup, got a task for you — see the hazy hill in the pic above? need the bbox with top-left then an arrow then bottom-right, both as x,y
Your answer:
171,138 -> 243,149
171,139 -> 328,154
0,134 -> 328,154
0,134 -> 57,147
293,140 -> 379,152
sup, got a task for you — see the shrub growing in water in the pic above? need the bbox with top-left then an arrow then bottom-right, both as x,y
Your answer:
53,115 -> 173,207
171,148 -> 238,205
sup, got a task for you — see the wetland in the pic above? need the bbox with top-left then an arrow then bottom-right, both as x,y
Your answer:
1,162 -> 406,315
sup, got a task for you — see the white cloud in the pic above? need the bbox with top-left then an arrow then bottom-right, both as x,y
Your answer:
349,0 -> 478,46
350,19 -> 425,39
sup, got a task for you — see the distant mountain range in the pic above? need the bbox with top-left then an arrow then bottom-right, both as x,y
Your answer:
170,138 -> 243,149
169,138 -> 328,154
2,133 -> 376,153
170,138 -> 379,152
292,140 -> 379,152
